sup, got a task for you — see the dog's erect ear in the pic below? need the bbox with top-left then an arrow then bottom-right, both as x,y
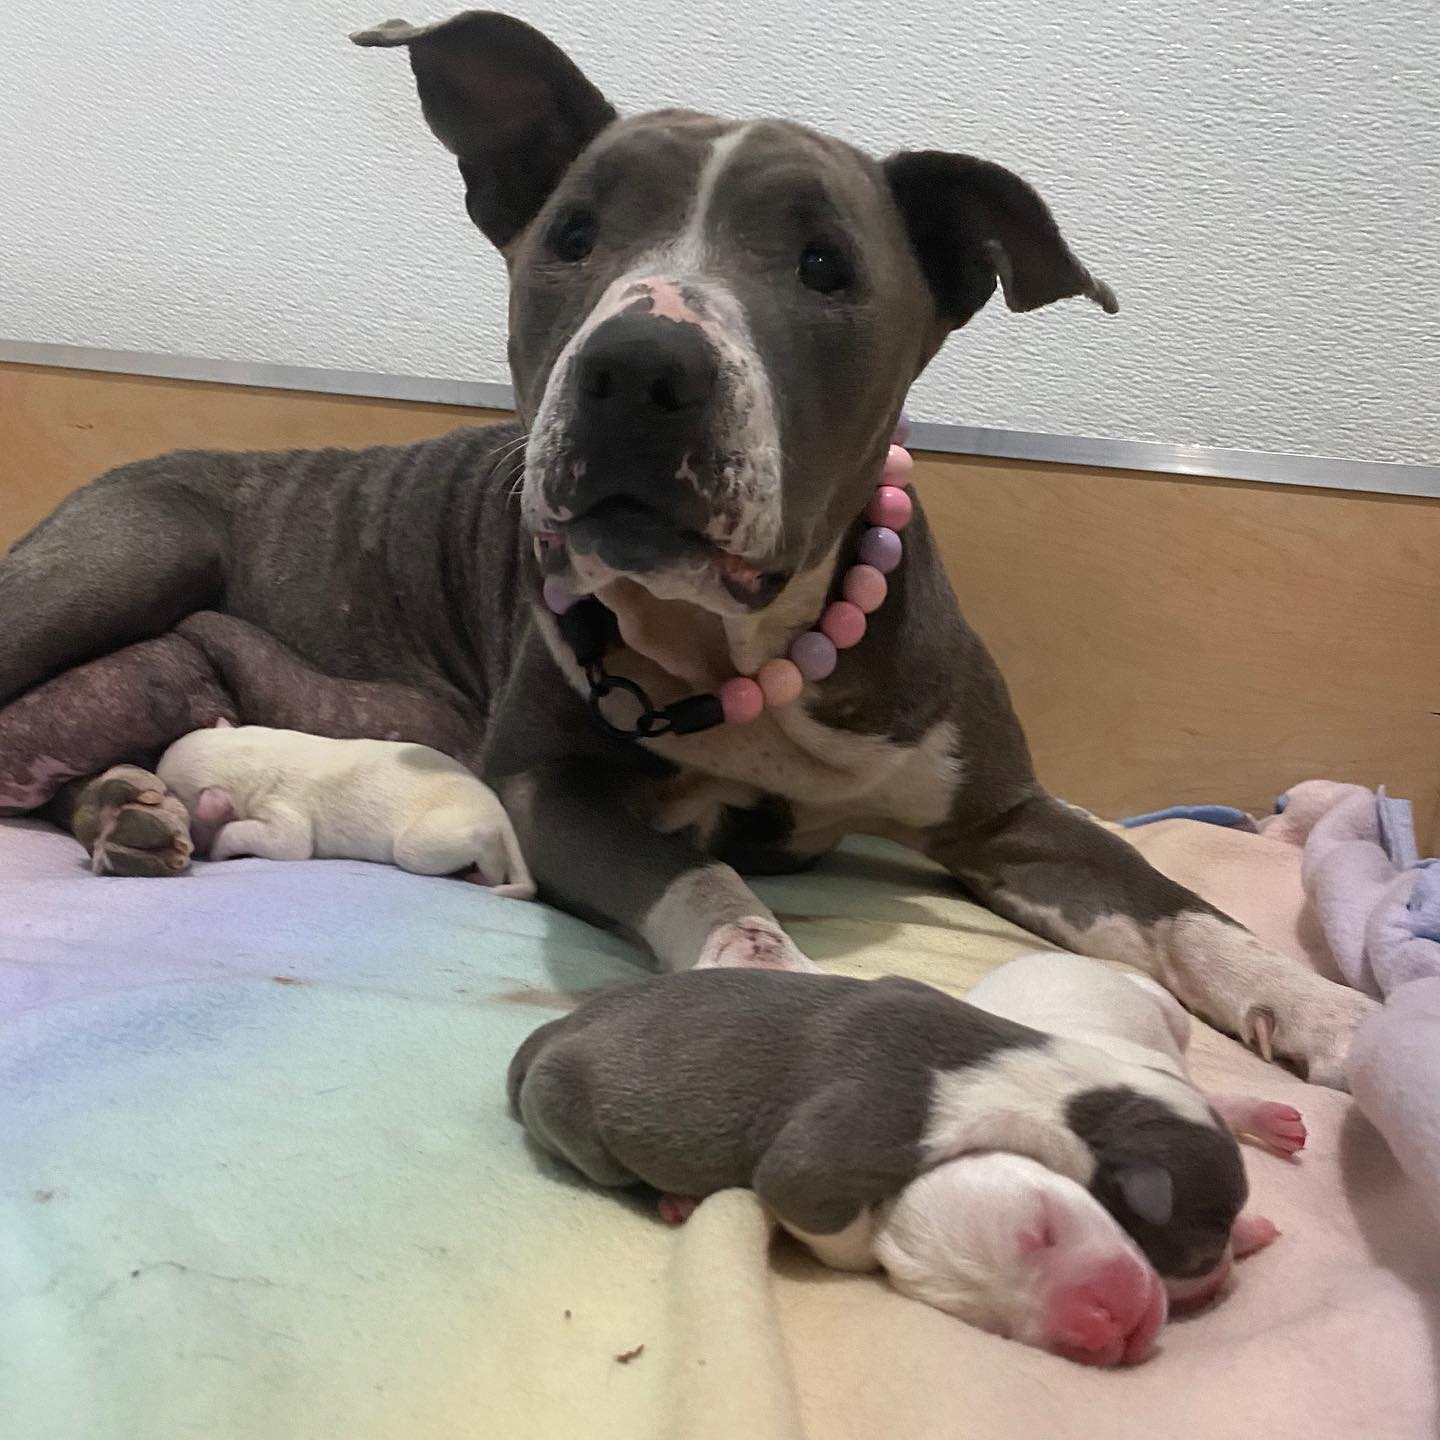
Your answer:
883,150 -> 1118,329
352,12 -> 617,248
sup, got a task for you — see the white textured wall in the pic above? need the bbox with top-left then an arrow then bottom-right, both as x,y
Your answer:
2,1 -> 1436,465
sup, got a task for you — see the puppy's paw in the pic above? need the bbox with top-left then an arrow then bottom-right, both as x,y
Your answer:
1217,1098 -> 1307,1156
83,766 -> 193,877
1231,1212 -> 1280,1258
658,1194 -> 700,1225
694,916 -> 821,973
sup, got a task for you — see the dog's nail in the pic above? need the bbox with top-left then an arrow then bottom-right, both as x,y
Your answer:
1246,1007 -> 1276,1063
135,789 -> 163,806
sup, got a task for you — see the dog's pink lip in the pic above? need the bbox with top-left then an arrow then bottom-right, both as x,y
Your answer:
535,514 -> 787,608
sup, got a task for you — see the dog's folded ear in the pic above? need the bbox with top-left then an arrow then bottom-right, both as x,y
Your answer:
883,150 -> 1118,328
1096,1157 -> 1174,1227
353,11 -> 616,249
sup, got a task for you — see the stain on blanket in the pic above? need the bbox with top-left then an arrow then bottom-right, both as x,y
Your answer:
615,1344 -> 645,1364
495,985 -> 608,1010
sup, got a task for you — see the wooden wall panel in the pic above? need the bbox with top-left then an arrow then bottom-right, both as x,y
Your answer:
3,361 -> 1437,845
915,454 -> 1440,846
0,363 -> 505,550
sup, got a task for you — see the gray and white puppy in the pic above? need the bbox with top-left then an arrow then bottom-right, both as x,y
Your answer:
507,968 -> 1247,1281
966,951 -> 1304,1305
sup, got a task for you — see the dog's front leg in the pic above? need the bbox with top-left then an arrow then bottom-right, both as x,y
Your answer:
925,791 -> 1375,1088
499,762 -> 818,973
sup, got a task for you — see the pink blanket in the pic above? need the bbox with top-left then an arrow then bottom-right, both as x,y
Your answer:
1124,783 -> 1440,1229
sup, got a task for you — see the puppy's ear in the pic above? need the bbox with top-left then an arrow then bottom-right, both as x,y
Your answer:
353,12 -> 617,249
1100,1159 -> 1174,1227
883,151 -> 1118,329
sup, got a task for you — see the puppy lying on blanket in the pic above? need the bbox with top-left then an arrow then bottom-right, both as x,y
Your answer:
156,723 -> 535,898
510,968 -> 1293,1362
965,952 -> 1302,1311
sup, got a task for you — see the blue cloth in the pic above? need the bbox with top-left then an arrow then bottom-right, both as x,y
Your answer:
1119,804 -> 1256,832
1377,787 -> 1420,870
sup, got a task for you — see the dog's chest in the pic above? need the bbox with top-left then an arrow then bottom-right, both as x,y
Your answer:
645,707 -> 959,837
537,590 -> 961,838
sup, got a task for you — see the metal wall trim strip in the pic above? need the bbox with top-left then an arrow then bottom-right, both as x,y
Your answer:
4,340 -> 1435,498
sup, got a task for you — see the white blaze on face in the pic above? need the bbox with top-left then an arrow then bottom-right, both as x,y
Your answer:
524,123 -> 784,577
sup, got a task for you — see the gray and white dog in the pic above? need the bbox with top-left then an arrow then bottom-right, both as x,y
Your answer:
0,11 -> 1371,1083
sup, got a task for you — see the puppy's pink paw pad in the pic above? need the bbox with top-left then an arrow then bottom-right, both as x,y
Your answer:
658,1194 -> 700,1225
1232,1212 -> 1280,1258
1250,1103 -> 1307,1155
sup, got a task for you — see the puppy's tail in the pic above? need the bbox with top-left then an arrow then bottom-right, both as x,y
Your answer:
506,1016 -> 569,1118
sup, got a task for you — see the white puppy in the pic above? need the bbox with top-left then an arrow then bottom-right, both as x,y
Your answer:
157,723 -> 535,898
873,1152 -> 1167,1366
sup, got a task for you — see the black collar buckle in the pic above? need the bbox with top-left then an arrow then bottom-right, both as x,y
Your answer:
557,597 -> 726,740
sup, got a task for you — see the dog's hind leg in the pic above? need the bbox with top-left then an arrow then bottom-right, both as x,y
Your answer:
926,792 -> 1376,1089
0,631 -> 238,877
0,461 -> 225,706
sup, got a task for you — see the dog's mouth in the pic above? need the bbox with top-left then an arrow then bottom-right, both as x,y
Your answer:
541,498 -> 788,609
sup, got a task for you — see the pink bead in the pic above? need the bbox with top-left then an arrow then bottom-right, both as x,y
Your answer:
882,444 -> 914,482
867,484 -> 913,531
843,563 -> 888,614
789,630 -> 838,681
719,676 -> 765,725
756,657 -> 804,707
820,600 -> 867,650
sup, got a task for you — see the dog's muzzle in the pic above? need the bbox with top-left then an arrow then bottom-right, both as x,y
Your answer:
550,310 -> 718,568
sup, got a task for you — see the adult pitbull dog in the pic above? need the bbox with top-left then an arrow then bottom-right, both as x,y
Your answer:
0,11 -> 1372,1084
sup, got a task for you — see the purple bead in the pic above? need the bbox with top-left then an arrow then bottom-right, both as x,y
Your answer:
542,576 -> 577,614
858,525 -> 903,574
789,629 -> 838,681
892,409 -> 911,446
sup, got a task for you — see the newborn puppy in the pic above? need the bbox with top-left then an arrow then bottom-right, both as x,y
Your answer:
156,722 -> 535,897
659,1151 -> 1168,1365
508,969 -> 1249,1289
966,952 -> 1304,1309
874,1152 -> 1166,1365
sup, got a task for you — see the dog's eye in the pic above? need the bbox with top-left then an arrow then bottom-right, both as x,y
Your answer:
797,242 -> 850,295
551,211 -> 598,263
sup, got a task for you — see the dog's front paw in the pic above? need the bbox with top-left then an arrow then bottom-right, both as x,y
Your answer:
694,916 -> 822,973
1241,981 -> 1377,1091
80,766 -> 193,877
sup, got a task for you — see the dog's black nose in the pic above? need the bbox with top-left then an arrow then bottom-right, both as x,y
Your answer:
575,314 -> 716,419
